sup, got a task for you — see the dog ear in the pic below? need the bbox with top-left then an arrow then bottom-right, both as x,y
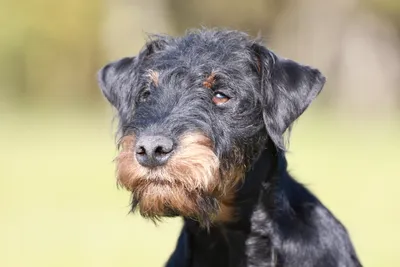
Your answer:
97,57 -> 134,109
97,38 -> 168,109
252,44 -> 326,150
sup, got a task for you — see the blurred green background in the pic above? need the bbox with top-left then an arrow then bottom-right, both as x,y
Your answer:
1,0 -> 400,266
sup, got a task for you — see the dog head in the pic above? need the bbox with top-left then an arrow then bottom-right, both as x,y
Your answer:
98,29 -> 325,226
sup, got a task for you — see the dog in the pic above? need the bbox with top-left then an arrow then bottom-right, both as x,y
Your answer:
98,29 -> 362,267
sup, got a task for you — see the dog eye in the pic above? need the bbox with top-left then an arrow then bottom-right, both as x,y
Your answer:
138,90 -> 151,103
212,92 -> 230,105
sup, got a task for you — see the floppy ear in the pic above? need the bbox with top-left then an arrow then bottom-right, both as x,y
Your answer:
97,38 -> 169,109
97,57 -> 134,109
252,44 -> 326,150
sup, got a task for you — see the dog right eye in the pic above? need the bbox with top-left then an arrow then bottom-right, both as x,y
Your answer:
138,90 -> 151,103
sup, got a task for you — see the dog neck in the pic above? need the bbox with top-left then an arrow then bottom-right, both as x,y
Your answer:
181,142 -> 282,266
223,143 -> 280,230
187,140 -> 281,228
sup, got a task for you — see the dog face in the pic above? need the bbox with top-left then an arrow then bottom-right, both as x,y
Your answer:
98,29 -> 325,225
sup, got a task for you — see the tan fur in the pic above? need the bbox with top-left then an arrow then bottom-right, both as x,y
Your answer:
147,70 -> 159,86
116,133 -> 246,222
203,72 -> 216,89
214,165 -> 246,222
116,133 -> 223,218
215,192 -> 236,223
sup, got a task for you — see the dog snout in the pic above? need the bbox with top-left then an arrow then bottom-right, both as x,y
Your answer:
135,135 -> 174,167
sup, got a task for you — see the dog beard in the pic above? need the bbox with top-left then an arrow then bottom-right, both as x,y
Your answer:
116,132 -> 232,226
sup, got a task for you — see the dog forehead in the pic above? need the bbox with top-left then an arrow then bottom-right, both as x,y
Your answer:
151,31 -> 254,70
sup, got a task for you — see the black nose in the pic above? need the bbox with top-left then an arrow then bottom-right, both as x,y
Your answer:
135,136 -> 174,167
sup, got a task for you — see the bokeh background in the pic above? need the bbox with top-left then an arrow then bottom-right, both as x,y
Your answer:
1,0 -> 400,266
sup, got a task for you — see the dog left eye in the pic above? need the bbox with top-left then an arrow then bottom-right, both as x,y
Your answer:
212,92 -> 230,105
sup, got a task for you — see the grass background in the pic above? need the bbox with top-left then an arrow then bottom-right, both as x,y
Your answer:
1,105 -> 399,267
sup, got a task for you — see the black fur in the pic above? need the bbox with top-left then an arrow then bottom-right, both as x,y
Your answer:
98,29 -> 362,267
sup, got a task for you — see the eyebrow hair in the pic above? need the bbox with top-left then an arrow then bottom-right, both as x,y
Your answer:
203,72 -> 216,89
146,70 -> 159,86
